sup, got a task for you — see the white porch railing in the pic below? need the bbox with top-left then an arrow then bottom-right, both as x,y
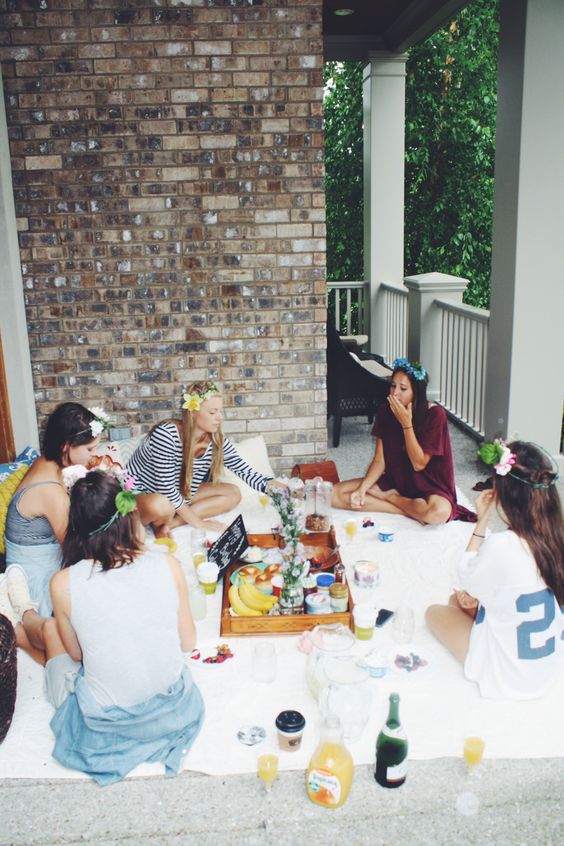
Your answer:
327,281 -> 369,336
379,282 -> 408,364
436,298 -> 489,436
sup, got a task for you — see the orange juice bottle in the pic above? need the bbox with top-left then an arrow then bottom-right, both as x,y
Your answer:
306,715 -> 354,809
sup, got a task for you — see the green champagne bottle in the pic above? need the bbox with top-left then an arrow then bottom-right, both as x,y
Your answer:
375,692 -> 408,788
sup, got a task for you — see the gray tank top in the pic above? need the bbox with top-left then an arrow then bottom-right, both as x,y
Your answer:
69,550 -> 183,707
5,481 -> 64,546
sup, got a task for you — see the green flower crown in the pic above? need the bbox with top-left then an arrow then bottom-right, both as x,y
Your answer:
478,439 -> 559,488
88,476 -> 138,537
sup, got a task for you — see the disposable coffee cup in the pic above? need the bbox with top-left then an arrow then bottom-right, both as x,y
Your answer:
197,561 -> 219,595
275,710 -> 306,752
353,603 -> 377,641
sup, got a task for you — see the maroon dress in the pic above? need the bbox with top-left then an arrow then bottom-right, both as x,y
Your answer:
372,403 -> 476,522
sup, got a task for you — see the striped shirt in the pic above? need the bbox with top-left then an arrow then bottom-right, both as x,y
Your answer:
126,422 -> 271,509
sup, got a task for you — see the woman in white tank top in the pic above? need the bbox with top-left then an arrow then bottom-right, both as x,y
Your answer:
48,470 -> 204,785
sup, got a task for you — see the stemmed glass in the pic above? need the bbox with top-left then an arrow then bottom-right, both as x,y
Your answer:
257,749 -> 279,796
344,518 -> 359,544
391,604 -> 415,644
258,492 -> 270,511
456,735 -> 485,815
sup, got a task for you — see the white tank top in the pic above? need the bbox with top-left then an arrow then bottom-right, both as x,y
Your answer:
69,549 -> 183,708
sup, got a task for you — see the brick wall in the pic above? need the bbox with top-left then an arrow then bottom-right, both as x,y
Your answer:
0,0 -> 327,472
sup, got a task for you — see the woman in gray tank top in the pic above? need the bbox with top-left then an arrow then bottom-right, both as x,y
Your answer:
4,403 -> 105,663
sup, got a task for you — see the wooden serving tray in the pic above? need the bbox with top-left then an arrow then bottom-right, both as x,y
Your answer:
219,530 -> 355,637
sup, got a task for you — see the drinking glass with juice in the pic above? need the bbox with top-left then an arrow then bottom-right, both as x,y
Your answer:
463,736 -> 485,770
257,751 -> 279,794
258,493 -> 270,510
344,518 -> 358,543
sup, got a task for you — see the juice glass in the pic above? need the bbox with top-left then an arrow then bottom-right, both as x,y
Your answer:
463,736 -> 485,770
258,493 -> 270,510
257,750 -> 279,794
344,518 -> 358,543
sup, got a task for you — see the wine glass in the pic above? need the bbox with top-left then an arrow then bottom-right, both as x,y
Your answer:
257,749 -> 279,795
252,642 -> 277,684
456,736 -> 485,816
463,736 -> 485,771
344,518 -> 359,544
191,529 -> 207,569
391,604 -> 415,644
258,492 -> 270,511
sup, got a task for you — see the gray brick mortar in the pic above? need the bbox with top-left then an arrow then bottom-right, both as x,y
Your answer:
2,0 -> 326,467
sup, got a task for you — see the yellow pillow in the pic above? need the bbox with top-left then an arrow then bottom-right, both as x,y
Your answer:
0,465 -> 30,555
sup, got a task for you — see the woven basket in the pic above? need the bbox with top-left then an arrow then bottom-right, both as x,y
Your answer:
0,613 -> 17,744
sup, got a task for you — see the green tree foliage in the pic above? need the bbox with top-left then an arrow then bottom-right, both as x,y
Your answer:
323,61 -> 364,283
323,0 -> 499,309
405,0 -> 500,307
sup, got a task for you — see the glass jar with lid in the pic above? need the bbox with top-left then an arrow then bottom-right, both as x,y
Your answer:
304,479 -> 333,533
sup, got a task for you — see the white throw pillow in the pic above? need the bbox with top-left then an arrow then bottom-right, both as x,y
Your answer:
94,435 -> 143,469
219,435 -> 274,504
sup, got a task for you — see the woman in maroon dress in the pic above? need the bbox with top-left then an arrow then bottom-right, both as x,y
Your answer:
332,359 -> 476,524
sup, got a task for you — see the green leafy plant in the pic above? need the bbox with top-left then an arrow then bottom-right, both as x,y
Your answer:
405,0 -> 500,308
323,0 -> 500,311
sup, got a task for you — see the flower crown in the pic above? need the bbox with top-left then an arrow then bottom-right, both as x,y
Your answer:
88,476 -> 138,537
478,439 -> 559,488
392,358 -> 427,382
478,439 -> 516,477
182,382 -> 220,412
76,407 -> 113,439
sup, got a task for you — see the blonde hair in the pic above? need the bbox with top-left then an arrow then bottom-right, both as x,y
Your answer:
179,380 -> 224,498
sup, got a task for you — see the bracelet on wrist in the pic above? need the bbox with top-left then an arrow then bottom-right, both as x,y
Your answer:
402,426 -> 413,430
472,532 -> 485,538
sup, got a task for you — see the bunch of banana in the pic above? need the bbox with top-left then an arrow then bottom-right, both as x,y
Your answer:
228,583 -> 262,617
239,580 -> 278,613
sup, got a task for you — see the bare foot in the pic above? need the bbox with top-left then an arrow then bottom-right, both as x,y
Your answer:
202,518 -> 227,533
372,488 -> 399,501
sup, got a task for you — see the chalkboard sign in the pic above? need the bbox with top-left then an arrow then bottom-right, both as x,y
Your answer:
208,514 -> 249,577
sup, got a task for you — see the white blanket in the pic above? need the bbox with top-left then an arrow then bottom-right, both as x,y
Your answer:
1,500 -> 563,780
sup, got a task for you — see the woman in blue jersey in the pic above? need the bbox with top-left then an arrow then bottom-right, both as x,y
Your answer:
127,381 -> 277,535
426,440 -> 564,700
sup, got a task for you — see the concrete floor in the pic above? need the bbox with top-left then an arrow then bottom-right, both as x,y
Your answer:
1,418 -> 563,846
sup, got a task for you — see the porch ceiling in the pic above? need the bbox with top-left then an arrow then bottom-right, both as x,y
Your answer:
323,0 -> 469,60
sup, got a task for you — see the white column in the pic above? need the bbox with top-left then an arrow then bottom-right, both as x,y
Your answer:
0,69 -> 38,451
484,0 -> 564,456
404,272 -> 468,402
363,54 -> 407,353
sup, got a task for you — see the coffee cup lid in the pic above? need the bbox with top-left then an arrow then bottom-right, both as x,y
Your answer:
275,709 -> 305,733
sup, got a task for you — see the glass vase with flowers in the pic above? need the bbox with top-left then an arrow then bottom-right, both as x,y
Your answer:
269,489 -> 307,614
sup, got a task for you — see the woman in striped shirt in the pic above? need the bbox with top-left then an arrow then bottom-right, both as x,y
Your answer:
127,381 -> 275,535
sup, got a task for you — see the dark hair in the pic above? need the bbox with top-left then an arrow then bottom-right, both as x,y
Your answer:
391,365 -> 429,435
61,471 -> 143,571
494,441 -> 564,604
43,403 -> 97,466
